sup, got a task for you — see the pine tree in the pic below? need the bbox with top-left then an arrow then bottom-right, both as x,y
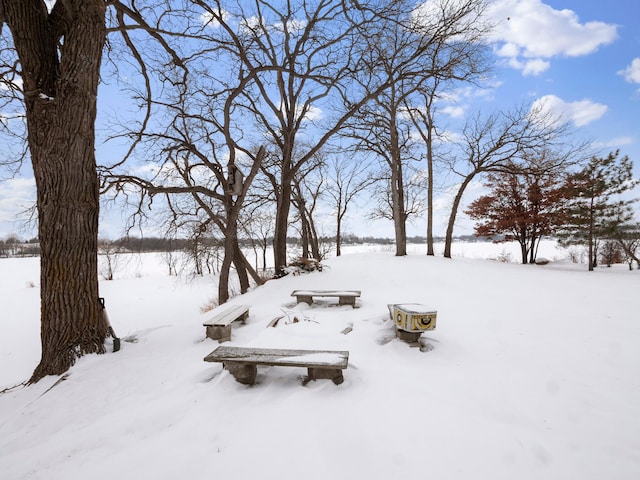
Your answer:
558,151 -> 638,271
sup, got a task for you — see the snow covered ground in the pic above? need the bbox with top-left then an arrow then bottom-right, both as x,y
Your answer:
1,241 -> 639,480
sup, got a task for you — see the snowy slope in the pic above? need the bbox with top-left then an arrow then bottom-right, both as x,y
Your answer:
1,245 -> 639,480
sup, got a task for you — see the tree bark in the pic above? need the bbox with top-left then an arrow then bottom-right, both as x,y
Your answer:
519,239 -> 528,264
424,106 -> 436,256
233,240 -> 250,293
336,214 -> 343,257
390,114 -> 407,256
2,0 -> 108,382
219,232 -> 234,304
274,179 -> 293,273
588,199 -> 595,271
218,147 -> 265,302
444,175 -> 476,258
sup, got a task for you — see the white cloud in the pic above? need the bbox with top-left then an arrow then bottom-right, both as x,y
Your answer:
239,15 -> 261,35
605,136 -> 634,147
521,58 -> 550,76
413,0 -> 487,35
618,58 -> 640,85
0,77 -> 23,92
0,177 -> 36,235
200,9 -> 231,29
280,102 -> 323,123
437,129 -> 463,144
302,105 -> 322,122
592,136 -> 635,150
434,83 -> 500,120
531,94 -> 608,127
441,105 -> 465,119
487,0 -> 618,76
274,19 -> 308,34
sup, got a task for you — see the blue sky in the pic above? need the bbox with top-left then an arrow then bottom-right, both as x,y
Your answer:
1,0 -> 639,240
487,0 -> 639,153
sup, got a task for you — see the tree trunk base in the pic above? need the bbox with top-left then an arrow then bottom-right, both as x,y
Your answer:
29,340 -> 106,384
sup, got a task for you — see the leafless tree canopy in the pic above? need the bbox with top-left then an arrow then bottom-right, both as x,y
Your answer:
0,0 -> 609,383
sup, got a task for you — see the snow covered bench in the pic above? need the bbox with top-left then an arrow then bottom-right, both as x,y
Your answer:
203,305 -> 250,343
204,345 -> 350,385
291,289 -> 361,307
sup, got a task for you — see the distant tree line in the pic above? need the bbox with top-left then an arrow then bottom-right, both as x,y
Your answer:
0,232 -> 493,259
0,236 -> 40,257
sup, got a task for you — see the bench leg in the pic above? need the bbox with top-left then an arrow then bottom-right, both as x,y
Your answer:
206,325 -> 232,343
307,367 -> 344,385
224,362 -> 257,385
338,296 -> 356,307
296,295 -> 313,304
396,328 -> 422,343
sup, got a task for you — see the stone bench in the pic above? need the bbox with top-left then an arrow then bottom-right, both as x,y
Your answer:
291,289 -> 361,307
204,345 -> 349,385
203,305 -> 250,342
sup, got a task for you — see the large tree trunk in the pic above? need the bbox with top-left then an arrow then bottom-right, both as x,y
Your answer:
425,113 -> 435,256
298,201 -> 310,259
233,239 -> 250,293
307,209 -> 321,262
390,117 -> 407,257
588,202 -> 595,271
218,147 -> 266,301
273,180 -> 292,273
528,235 -> 539,264
2,0 -> 108,382
336,213 -> 343,257
218,235 -> 234,305
518,240 -> 528,264
518,226 -> 528,264
444,175 -> 476,258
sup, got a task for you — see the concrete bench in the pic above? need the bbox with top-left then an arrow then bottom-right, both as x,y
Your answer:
203,305 -> 250,342
291,289 -> 361,307
204,345 -> 349,385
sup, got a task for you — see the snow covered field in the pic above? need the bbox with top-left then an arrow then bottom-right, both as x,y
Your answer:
1,241 -> 639,480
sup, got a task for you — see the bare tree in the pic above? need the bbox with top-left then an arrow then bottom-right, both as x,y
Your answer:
104,139 -> 266,303
291,167 -> 325,262
344,0 -> 490,255
241,207 -> 275,273
405,86 -> 442,256
367,163 -> 427,238
443,105 -> 576,258
189,0 -> 418,272
599,239 -> 624,267
0,0 -> 204,382
325,155 -> 374,256
613,224 -> 640,270
1,0 -> 109,382
161,249 -> 179,276
98,239 -> 125,280
98,0 -> 276,303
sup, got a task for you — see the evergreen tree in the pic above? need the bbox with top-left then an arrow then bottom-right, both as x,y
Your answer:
558,151 -> 638,271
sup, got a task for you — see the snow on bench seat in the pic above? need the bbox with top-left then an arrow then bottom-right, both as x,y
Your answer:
291,289 -> 361,307
203,305 -> 250,342
204,345 -> 349,385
